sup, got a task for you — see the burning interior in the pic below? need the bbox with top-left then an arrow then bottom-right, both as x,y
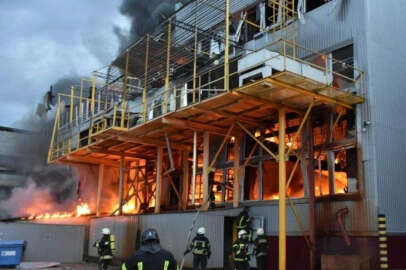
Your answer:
41,0 -> 363,219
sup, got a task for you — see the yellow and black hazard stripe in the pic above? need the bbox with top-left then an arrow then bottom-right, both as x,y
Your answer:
378,214 -> 388,269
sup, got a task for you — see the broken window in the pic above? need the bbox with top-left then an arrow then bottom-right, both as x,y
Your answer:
224,169 -> 234,202
244,165 -> 260,201
306,0 -> 329,12
227,137 -> 235,161
332,44 -> 354,91
313,108 -> 359,197
189,173 -> 203,205
262,160 -> 304,200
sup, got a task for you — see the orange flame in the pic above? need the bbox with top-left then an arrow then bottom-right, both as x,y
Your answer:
76,203 -> 90,217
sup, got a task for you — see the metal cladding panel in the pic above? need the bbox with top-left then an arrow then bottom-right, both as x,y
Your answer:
245,0 -> 378,233
248,202 -> 310,235
294,2 -> 378,234
138,211 -> 225,268
364,0 -> 406,233
315,200 -> 377,234
88,217 -> 138,259
0,222 -> 85,262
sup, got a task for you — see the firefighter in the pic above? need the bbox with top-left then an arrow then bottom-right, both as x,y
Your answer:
94,228 -> 115,270
122,228 -> 178,270
232,230 -> 250,270
184,227 -> 211,270
253,228 -> 268,270
236,207 -> 252,241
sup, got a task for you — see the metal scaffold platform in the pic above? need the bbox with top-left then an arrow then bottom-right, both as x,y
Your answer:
46,1 -> 365,269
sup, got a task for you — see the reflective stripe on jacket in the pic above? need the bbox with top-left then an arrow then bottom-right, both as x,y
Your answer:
232,240 -> 249,262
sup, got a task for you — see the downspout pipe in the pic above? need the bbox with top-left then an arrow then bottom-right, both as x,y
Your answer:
336,207 -> 351,246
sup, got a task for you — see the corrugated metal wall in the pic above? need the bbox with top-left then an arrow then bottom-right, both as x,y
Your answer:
243,0 -> 378,233
364,0 -> 406,233
0,222 -> 86,262
88,217 -> 138,259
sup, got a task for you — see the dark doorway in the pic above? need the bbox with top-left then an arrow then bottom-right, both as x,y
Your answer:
224,216 -> 236,270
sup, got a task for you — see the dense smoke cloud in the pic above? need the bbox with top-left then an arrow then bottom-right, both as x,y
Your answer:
0,76 -> 86,219
115,0 -> 192,52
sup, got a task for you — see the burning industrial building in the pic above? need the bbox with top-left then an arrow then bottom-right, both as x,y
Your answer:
1,0 -> 406,270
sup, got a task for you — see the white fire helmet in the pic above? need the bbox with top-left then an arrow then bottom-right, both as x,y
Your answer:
238,230 -> 247,239
102,228 -> 111,235
256,228 -> 264,236
197,227 -> 206,235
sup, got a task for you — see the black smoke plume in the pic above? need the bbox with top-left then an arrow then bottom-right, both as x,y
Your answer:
0,76 -> 89,219
115,0 -> 192,52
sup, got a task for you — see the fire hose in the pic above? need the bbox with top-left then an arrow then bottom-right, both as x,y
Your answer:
179,198 -> 210,270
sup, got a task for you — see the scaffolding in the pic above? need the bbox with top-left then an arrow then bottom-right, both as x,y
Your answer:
47,1 -> 365,270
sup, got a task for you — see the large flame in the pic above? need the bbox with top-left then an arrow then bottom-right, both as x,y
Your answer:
25,202 -> 91,220
76,202 -> 91,217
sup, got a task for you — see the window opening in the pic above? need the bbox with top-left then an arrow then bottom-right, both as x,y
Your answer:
306,0 -> 329,12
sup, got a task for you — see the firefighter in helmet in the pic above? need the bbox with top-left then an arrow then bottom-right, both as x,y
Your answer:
236,207 -> 252,241
184,227 -> 211,270
94,228 -> 115,270
253,228 -> 268,270
232,230 -> 250,270
122,228 -> 178,270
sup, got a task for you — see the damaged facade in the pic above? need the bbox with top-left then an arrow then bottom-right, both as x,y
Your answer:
46,0 -> 406,269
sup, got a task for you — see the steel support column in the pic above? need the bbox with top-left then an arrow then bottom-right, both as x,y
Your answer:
164,19 -> 172,114
233,136 -> 241,207
142,35 -> 150,123
121,50 -> 130,128
181,151 -> 190,210
306,115 -> 316,270
96,164 -> 105,216
202,131 -> 210,210
155,146 -> 163,213
118,157 -> 124,215
224,0 -> 230,92
192,131 -> 197,205
278,109 -> 286,270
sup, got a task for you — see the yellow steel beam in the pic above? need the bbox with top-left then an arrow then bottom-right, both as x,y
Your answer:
202,131 -> 210,210
286,195 -> 311,248
208,123 -> 234,171
286,101 -> 313,157
121,50 -> 130,128
243,143 -> 258,168
69,86 -> 74,152
192,0 -> 199,103
266,78 -> 353,109
161,117 -> 240,137
286,156 -> 300,190
278,108 -> 286,270
91,71 -> 96,114
233,136 -> 240,208
236,121 -> 278,160
142,35 -> 150,123
224,0 -> 230,92
48,100 -> 61,163
164,19 -> 172,114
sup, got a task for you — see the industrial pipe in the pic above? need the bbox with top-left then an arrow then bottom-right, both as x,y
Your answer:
336,207 -> 351,246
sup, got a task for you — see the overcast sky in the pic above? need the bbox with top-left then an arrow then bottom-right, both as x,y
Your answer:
0,1 -> 128,127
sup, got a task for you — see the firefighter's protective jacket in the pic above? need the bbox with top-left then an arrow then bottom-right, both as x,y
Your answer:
232,239 -> 250,262
236,211 -> 251,229
190,235 -> 211,256
122,247 -> 178,270
253,235 -> 269,257
94,234 -> 115,260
